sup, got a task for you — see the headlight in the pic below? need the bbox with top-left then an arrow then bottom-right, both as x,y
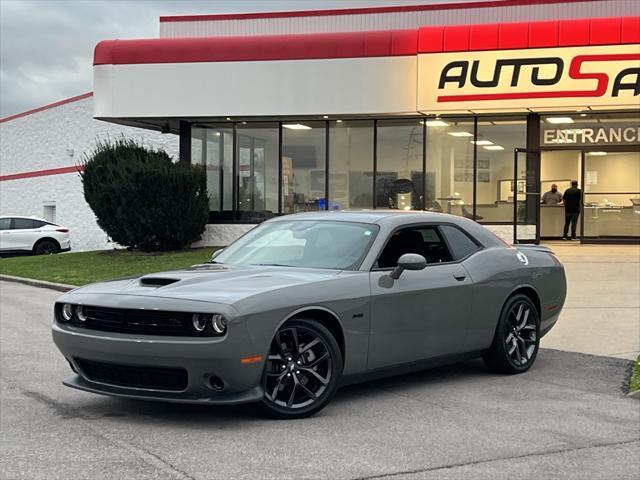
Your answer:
77,306 -> 88,322
211,314 -> 227,334
192,313 -> 208,332
61,303 -> 74,321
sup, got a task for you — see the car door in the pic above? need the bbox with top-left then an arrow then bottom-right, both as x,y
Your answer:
0,218 -> 13,250
367,224 -> 474,370
10,218 -> 37,251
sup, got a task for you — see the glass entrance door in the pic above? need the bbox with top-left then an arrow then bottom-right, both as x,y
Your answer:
513,148 -> 539,244
583,150 -> 640,241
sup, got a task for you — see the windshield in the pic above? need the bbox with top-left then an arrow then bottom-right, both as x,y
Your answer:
212,220 -> 379,270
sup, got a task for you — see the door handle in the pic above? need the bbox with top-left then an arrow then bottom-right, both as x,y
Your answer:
453,273 -> 466,281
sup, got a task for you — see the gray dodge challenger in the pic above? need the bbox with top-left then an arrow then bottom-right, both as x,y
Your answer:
52,211 -> 566,418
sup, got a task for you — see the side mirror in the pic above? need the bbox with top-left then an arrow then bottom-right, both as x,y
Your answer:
390,253 -> 427,280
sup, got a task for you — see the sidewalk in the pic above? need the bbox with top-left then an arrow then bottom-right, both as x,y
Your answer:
541,242 -> 640,360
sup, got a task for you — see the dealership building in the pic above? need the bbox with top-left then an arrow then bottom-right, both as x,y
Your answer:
2,0 -> 639,250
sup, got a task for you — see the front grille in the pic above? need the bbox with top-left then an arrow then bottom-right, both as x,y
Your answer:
76,358 -> 188,391
72,306 -> 201,336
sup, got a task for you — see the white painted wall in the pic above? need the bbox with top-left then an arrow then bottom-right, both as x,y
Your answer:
0,96 -> 179,251
94,56 -> 418,119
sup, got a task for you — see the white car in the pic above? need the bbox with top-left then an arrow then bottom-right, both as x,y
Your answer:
0,216 -> 71,255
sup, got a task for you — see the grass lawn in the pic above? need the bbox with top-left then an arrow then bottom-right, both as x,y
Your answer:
0,248 -> 215,286
630,355 -> 640,393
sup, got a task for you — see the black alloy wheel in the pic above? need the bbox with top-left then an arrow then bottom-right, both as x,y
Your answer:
483,294 -> 540,374
34,240 -> 59,255
261,319 -> 342,419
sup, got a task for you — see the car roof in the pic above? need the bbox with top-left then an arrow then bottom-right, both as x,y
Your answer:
0,215 -> 48,222
269,210 -> 459,225
267,210 -> 505,247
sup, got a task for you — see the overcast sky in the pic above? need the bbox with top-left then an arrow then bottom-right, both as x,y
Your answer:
0,0 -> 461,117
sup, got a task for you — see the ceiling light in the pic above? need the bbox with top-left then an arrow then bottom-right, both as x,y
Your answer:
483,145 -> 504,151
425,120 -> 449,127
448,131 -> 473,137
546,116 -> 574,124
587,151 -> 608,156
225,117 -> 231,121
283,124 -> 312,130
323,115 -> 329,119
336,119 -> 343,123
471,140 -> 493,146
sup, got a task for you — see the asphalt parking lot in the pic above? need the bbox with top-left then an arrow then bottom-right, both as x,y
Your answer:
1,279 -> 638,480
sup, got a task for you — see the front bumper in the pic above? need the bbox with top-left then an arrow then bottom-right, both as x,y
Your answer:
52,322 -> 266,405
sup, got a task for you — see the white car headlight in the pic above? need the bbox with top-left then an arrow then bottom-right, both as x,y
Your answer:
211,314 -> 227,334
192,313 -> 208,332
61,303 -> 74,321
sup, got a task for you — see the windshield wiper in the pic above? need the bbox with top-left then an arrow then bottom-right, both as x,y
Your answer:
205,260 -> 222,264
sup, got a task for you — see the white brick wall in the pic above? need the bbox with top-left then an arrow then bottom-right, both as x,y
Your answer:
0,96 -> 180,251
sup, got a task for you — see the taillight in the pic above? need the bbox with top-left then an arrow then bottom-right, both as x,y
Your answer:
56,228 -> 69,233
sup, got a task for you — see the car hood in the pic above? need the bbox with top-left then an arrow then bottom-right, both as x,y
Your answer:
67,264 -> 341,304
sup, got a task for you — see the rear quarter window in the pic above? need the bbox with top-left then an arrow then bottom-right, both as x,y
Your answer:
12,219 -> 35,230
440,225 -> 480,260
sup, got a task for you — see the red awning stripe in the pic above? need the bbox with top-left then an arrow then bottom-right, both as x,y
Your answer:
95,16 -> 639,66
0,165 -> 84,182
93,29 -> 419,65
419,16 -> 640,52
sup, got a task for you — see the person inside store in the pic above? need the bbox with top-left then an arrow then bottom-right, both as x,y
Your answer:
562,180 -> 582,240
541,184 -> 563,205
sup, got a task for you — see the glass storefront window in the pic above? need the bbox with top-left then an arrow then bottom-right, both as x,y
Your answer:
583,150 -> 640,239
282,122 -> 327,214
191,125 -> 233,212
426,118 -> 474,217
475,118 -> 527,222
328,120 -> 374,210
236,123 -> 279,216
376,119 -> 424,210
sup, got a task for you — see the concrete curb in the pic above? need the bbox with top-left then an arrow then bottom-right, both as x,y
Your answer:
627,389 -> 640,400
0,274 -> 75,292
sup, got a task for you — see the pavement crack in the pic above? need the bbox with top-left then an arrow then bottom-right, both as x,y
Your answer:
11,382 -> 197,480
351,438 -> 640,480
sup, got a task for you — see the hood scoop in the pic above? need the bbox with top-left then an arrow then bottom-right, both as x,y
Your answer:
139,277 -> 180,287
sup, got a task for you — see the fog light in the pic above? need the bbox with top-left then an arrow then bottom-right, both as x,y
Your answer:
211,314 -> 227,334
77,306 -> 88,322
192,313 -> 209,332
209,375 -> 225,391
61,303 -> 74,321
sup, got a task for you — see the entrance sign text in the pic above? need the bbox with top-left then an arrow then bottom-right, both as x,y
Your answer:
542,126 -> 640,146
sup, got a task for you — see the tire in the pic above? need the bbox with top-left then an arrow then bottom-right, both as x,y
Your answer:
34,240 -> 59,255
260,319 -> 342,419
483,294 -> 540,374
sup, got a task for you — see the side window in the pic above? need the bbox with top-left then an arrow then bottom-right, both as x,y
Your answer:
32,220 -> 46,228
377,226 -> 453,269
13,219 -> 35,230
440,225 -> 480,260
0,218 -> 11,230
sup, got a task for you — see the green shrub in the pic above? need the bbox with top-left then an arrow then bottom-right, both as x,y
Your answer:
82,138 -> 209,251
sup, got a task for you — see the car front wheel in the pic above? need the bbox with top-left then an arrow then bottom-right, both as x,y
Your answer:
483,294 -> 540,374
261,319 -> 342,419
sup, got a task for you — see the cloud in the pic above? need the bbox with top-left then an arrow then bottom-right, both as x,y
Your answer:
0,0 -> 433,117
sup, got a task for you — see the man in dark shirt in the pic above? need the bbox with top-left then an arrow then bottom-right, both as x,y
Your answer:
562,180 -> 582,240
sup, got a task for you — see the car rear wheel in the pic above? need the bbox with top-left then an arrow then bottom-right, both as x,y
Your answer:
34,240 -> 59,255
260,319 -> 342,419
483,294 -> 540,374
